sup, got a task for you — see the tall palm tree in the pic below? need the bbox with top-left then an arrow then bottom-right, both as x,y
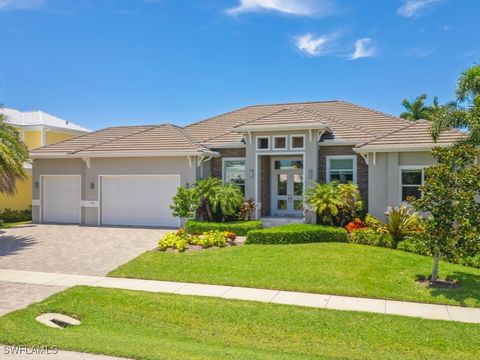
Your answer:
400,94 -> 430,121
430,65 -> 480,145
0,113 -> 30,195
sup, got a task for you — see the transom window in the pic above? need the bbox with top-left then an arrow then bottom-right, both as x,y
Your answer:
256,137 -> 270,150
274,160 -> 304,170
401,168 -> 424,202
273,136 -> 287,150
327,156 -> 357,183
290,135 -> 305,149
223,158 -> 246,194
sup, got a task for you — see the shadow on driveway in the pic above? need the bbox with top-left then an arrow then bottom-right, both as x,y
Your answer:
0,233 -> 37,258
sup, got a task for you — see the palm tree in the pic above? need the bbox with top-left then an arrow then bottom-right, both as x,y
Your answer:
0,113 -> 30,195
400,94 -> 430,121
430,65 -> 480,145
195,177 -> 222,221
337,182 -> 363,225
212,183 -> 243,221
304,182 -> 343,225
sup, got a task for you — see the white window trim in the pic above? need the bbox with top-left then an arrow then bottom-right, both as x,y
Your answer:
272,135 -> 288,150
222,157 -> 246,182
326,155 -> 357,183
256,136 -> 270,151
290,134 -> 306,150
399,166 -> 426,203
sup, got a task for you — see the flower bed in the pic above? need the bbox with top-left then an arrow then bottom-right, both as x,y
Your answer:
158,228 -> 237,252
185,220 -> 263,236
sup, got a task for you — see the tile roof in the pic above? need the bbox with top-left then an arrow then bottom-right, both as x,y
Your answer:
1,107 -> 90,133
355,120 -> 465,150
30,124 -> 214,156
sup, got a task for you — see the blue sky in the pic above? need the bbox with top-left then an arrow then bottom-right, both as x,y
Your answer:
0,0 -> 479,130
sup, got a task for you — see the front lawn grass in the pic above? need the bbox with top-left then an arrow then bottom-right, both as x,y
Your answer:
109,243 -> 480,307
0,220 -> 31,228
0,286 -> 478,359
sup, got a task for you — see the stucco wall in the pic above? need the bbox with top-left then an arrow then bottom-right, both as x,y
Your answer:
368,151 -> 436,219
32,156 -> 196,225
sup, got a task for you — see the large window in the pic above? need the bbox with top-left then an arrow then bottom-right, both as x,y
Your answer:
401,168 -> 424,202
326,156 -> 357,183
223,158 -> 246,194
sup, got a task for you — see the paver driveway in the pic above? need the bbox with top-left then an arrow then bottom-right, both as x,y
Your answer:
0,224 -> 167,316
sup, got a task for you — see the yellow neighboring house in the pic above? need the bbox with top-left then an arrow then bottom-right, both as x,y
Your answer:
0,108 -> 90,211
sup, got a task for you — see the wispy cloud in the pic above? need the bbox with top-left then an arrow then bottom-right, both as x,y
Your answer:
0,0 -> 45,10
350,38 -> 376,60
406,47 -> 435,58
397,0 -> 441,17
226,0 -> 333,17
293,33 -> 338,56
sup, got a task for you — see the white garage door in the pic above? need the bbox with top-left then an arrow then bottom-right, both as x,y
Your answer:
100,175 -> 180,227
42,175 -> 81,224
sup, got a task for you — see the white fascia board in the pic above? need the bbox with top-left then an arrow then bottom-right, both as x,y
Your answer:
30,150 -> 220,159
319,140 -> 360,146
233,123 -> 330,133
353,144 -> 453,153
18,124 -> 90,134
204,142 -> 246,149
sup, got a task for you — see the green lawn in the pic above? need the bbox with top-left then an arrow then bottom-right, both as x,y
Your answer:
0,287 -> 478,359
0,220 -> 32,228
109,243 -> 480,307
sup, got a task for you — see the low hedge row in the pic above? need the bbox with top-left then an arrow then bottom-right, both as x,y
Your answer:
185,220 -> 263,236
246,224 -> 348,244
0,208 -> 32,223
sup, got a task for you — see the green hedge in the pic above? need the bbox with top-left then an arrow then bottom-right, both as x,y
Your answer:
0,208 -> 32,223
185,220 -> 263,236
246,224 -> 348,245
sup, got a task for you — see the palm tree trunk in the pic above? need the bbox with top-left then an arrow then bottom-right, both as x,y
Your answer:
205,201 -> 214,221
431,251 -> 441,282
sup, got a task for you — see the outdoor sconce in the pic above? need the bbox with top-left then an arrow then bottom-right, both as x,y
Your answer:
34,182 -> 39,189
185,182 -> 190,189
249,169 -> 254,178
90,182 -> 95,190
308,169 -> 313,179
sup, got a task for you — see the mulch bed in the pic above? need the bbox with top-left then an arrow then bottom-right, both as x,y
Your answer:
416,279 -> 460,289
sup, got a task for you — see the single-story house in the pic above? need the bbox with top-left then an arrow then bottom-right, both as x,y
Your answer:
29,100 -> 463,227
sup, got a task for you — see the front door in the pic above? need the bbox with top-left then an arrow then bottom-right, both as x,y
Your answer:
271,158 -> 304,217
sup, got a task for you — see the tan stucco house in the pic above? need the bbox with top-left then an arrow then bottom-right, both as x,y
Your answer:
29,100 -> 463,227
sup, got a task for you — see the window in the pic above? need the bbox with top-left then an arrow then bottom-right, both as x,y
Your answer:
401,168 -> 423,202
274,160 -> 303,170
327,156 -> 356,183
256,136 -> 270,150
273,136 -> 287,150
223,158 -> 246,194
290,135 -> 305,150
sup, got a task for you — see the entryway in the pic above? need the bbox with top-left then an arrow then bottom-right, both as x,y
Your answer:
271,157 -> 304,217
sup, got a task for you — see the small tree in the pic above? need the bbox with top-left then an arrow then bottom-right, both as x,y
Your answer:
211,183 -> 243,221
304,182 -> 342,226
170,187 -> 199,222
414,145 -> 480,283
195,177 -> 222,221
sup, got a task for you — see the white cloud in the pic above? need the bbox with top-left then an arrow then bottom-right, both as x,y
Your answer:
397,0 -> 440,18
294,33 -> 336,56
226,0 -> 332,16
350,38 -> 376,60
0,0 -> 45,10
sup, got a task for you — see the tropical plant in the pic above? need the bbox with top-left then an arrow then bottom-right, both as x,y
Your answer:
170,187 -> 199,221
211,183 -> 243,220
400,94 -> 441,121
430,65 -> 480,145
0,113 -> 30,195
384,205 -> 423,246
240,198 -> 256,221
304,182 -> 342,225
336,182 -> 363,225
414,144 -> 480,282
194,177 -> 222,221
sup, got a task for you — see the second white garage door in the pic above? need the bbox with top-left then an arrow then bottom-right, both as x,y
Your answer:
100,175 -> 180,227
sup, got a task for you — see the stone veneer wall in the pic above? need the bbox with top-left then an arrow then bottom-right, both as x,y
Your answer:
318,145 -> 369,209
210,148 -> 246,178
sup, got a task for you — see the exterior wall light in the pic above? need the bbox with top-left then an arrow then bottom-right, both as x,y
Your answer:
34,182 -> 39,189
249,169 -> 254,178
308,169 -> 313,179
90,182 -> 95,190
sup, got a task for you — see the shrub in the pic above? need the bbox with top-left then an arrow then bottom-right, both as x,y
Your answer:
185,220 -> 263,236
461,254 -> 480,269
191,231 -> 228,248
348,228 -> 393,248
345,218 -> 366,233
158,229 -> 228,251
397,236 -> 431,256
158,233 -> 189,252
384,205 -> 424,246
246,224 -> 348,245
0,207 -> 32,222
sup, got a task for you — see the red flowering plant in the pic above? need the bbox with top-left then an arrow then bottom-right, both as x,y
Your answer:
345,218 -> 366,233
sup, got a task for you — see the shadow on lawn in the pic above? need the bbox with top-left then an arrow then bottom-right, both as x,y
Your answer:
416,271 -> 480,306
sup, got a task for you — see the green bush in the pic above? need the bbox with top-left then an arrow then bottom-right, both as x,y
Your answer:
246,224 -> 348,245
0,208 -> 32,222
397,236 -> 431,256
348,228 -> 393,248
185,220 -> 263,236
461,254 -> 480,269
158,230 -> 228,252
158,233 -> 189,252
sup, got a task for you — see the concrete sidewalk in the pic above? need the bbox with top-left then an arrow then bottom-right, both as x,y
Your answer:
1,268 -> 479,323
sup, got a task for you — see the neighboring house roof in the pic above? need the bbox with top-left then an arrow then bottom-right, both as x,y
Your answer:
1,107 -> 90,133
355,120 -> 465,152
30,124 -> 216,157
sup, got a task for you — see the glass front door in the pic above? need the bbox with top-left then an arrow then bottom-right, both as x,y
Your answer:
271,159 -> 304,217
